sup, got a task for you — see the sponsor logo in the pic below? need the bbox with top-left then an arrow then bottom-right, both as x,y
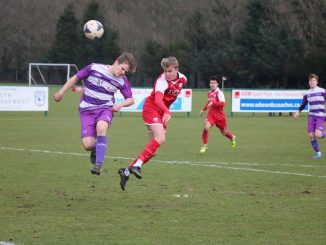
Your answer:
34,90 -> 46,107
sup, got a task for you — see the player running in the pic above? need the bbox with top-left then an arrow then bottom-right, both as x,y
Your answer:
54,52 -> 137,175
293,73 -> 326,158
199,76 -> 236,154
118,57 -> 187,191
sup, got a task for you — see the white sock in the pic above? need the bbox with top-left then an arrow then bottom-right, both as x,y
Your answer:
133,159 -> 143,168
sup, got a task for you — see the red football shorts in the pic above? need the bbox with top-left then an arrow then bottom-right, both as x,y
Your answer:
142,107 -> 167,131
206,114 -> 226,131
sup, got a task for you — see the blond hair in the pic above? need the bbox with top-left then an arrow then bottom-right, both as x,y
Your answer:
161,57 -> 179,70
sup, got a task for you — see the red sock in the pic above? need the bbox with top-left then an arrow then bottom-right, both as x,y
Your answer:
202,129 -> 208,145
225,131 -> 233,140
141,154 -> 155,166
128,139 -> 160,168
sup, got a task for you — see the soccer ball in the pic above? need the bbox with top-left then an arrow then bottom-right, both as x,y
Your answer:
83,20 -> 104,40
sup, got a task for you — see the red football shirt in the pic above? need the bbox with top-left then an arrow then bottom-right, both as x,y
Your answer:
206,88 -> 226,121
144,72 -> 187,114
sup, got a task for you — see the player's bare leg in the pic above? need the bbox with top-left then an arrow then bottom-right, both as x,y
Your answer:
82,136 -> 97,169
82,137 -> 96,163
82,137 -> 96,151
315,129 -> 325,139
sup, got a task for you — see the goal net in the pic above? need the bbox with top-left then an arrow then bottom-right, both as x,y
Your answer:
28,63 -> 84,86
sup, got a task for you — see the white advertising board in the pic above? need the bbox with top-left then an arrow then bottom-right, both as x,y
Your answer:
232,89 -> 308,113
0,86 -> 48,111
115,88 -> 192,112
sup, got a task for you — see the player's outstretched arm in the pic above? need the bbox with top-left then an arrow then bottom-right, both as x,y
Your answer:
54,75 -> 79,102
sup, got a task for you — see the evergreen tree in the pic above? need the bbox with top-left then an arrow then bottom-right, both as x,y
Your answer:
207,0 -> 234,86
274,22 -> 303,88
139,39 -> 168,85
234,0 -> 303,88
290,0 -> 326,81
76,1 -> 121,68
48,4 -> 79,64
138,39 -> 191,87
184,10 -> 210,87
236,0 -> 274,83
167,41 -> 191,85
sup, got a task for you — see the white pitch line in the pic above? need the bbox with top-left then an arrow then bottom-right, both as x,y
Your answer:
1,146 -> 325,178
167,161 -> 326,178
151,158 -> 326,168
0,241 -> 17,245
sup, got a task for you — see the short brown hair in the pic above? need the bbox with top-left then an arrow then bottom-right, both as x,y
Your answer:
116,52 -> 137,72
161,57 -> 179,70
308,73 -> 318,81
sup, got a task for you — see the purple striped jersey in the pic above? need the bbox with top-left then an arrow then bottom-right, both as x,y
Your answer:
76,63 -> 132,111
301,86 -> 326,118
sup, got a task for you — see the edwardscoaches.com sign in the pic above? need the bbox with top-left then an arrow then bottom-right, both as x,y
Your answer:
231,89 -> 308,113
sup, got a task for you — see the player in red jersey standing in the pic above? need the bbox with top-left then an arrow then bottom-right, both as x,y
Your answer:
199,76 -> 236,154
118,57 -> 187,191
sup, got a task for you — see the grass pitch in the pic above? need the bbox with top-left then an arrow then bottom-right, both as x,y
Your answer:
0,88 -> 325,245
